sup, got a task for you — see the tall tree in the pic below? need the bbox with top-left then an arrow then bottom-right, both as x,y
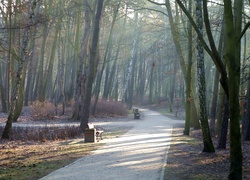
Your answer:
164,0 -> 199,134
72,0 -> 91,120
80,0 -> 104,131
2,0 -> 37,139
195,0 -> 215,152
184,0 -> 193,135
121,11 -> 139,104
224,0 -> 243,178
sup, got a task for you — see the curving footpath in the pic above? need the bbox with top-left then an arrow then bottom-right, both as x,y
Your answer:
41,108 -> 184,180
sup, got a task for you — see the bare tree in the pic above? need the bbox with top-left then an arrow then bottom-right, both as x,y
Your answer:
2,0 -> 37,139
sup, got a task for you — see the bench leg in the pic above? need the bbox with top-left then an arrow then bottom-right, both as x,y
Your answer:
96,132 -> 103,141
100,133 -> 103,140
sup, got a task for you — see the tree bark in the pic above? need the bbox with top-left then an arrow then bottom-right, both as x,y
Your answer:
2,0 -> 37,139
217,97 -> 229,149
72,0 -> 91,120
244,71 -> 250,140
183,0 -> 193,136
80,0 -> 104,131
224,0 -> 243,178
196,0 -> 215,153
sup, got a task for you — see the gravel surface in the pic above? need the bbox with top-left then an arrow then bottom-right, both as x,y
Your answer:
40,108 -> 184,180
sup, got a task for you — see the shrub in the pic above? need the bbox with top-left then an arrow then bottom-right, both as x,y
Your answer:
0,125 -> 82,141
92,99 -> 128,117
30,100 -> 56,120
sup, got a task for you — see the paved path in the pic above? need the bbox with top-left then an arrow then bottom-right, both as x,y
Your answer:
41,108 -> 184,180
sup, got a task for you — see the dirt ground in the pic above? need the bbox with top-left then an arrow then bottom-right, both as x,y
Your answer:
166,127 -> 250,180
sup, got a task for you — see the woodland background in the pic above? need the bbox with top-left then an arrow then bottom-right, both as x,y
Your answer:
0,0 -> 250,179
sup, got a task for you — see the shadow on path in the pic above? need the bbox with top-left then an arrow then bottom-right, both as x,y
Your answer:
41,108 -> 184,180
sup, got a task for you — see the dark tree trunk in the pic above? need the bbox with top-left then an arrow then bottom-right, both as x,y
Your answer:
184,0 -> 193,136
80,0 -> 104,131
243,72 -> 250,141
217,97 -> 229,149
72,0 -> 91,120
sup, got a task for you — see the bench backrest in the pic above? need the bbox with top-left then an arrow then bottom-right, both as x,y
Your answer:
87,123 -> 95,129
133,108 -> 139,113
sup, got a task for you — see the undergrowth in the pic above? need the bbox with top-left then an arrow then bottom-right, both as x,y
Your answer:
30,99 -> 128,120
0,126 -> 82,142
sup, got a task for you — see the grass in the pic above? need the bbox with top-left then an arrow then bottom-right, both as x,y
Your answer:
0,127 -> 131,180
0,138 -> 103,180
0,99 -> 130,179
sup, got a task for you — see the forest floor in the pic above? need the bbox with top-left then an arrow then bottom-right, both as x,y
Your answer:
0,105 -> 250,179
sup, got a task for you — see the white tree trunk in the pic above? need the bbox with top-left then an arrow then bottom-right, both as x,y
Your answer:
121,13 -> 139,103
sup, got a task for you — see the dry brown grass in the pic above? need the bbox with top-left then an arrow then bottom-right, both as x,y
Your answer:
0,126 -> 82,142
0,99 -> 129,179
0,138 -> 102,180
30,99 -> 128,120
30,100 -> 56,120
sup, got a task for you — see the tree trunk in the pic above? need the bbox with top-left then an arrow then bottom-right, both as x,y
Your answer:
210,19 -> 225,132
72,0 -> 91,120
244,71 -> 250,140
80,0 -> 104,131
37,10 -> 49,102
0,64 -> 7,112
121,12 -> 139,103
2,0 -> 37,139
165,0 -> 199,133
224,0 -> 243,178
196,0 -> 215,153
217,97 -> 229,149
184,0 -> 193,136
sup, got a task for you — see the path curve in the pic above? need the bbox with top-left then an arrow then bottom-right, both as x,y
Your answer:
41,108 -> 184,180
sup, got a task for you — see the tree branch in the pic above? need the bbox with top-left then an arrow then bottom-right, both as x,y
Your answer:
239,21 -> 250,41
147,0 -> 165,6
135,7 -> 168,17
176,0 -> 229,97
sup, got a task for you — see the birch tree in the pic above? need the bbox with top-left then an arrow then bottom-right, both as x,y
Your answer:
2,0 -> 37,139
195,0 -> 215,152
121,12 -> 139,104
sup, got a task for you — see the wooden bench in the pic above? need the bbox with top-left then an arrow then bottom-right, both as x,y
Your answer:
87,123 -> 104,141
133,108 -> 140,119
